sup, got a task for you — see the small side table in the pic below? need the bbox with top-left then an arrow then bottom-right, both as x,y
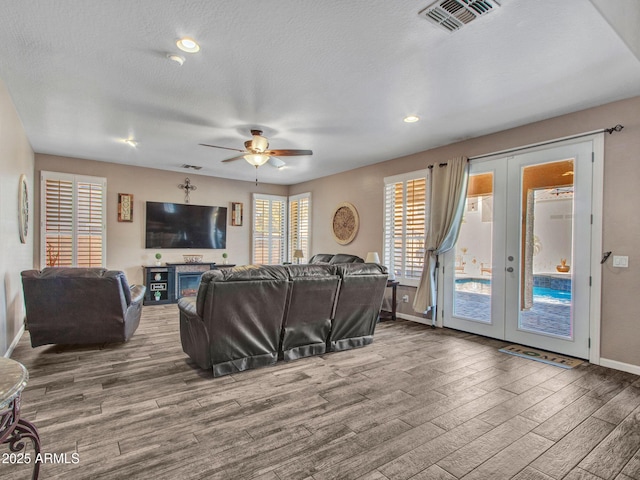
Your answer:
0,357 -> 41,480
380,280 -> 400,321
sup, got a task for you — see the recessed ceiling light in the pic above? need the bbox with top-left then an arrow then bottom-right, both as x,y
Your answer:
176,37 -> 200,53
167,53 -> 185,65
124,139 -> 138,147
404,115 -> 420,123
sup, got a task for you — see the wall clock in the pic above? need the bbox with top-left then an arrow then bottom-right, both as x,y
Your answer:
18,174 -> 29,243
331,202 -> 359,245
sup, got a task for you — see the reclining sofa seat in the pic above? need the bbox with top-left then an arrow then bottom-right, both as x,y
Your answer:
280,264 -> 341,361
178,262 -> 388,377
21,267 -> 146,347
179,265 -> 290,376
330,263 -> 388,351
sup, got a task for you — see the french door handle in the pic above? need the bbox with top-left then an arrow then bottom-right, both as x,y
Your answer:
506,267 -> 514,272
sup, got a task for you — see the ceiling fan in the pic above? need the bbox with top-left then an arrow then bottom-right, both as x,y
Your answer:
199,130 -> 313,169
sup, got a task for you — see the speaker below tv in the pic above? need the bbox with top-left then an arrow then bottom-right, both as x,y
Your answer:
145,201 -> 227,249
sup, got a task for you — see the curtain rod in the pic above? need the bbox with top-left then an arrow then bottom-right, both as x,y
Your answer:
427,124 -> 624,168
469,124 -> 624,161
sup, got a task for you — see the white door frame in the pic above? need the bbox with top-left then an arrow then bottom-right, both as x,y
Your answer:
436,133 -> 603,365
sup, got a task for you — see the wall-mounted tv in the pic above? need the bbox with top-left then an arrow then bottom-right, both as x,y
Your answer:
145,201 -> 227,249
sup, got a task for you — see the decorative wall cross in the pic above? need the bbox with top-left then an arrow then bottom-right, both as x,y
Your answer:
178,177 -> 197,203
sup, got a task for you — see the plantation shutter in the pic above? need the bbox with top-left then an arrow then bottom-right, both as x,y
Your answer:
44,177 -> 74,267
288,193 -> 311,263
41,172 -> 106,268
76,181 -> 105,267
406,177 -> 427,280
383,170 -> 428,285
252,194 -> 286,264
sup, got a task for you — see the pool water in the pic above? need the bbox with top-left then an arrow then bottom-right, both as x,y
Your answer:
455,278 -> 571,305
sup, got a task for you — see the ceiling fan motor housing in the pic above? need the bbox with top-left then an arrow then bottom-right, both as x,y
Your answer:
249,130 -> 269,152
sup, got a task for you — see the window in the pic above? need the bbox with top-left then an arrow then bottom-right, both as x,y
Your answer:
252,194 -> 287,264
252,192 -> 312,265
288,193 -> 311,263
383,170 -> 429,285
41,171 -> 106,268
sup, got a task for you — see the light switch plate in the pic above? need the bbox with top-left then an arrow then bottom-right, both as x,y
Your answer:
613,255 -> 629,268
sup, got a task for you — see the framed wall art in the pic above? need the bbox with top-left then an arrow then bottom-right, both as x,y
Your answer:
331,202 -> 359,245
118,193 -> 133,222
231,202 -> 243,226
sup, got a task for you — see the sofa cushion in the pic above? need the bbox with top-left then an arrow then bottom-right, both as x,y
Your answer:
308,253 -> 335,264
196,265 -> 289,318
329,254 -> 364,264
308,253 -> 364,264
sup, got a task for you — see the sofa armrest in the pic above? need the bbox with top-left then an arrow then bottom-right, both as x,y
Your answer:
178,296 -> 198,318
129,284 -> 146,305
178,296 -> 212,369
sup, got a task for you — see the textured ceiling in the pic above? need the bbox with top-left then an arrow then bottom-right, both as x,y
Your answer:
1,0 -> 639,185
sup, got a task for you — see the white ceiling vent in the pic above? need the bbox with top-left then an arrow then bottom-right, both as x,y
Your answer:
419,0 -> 500,33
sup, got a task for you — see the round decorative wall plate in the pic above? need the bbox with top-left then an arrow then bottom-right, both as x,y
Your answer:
18,174 -> 29,244
331,202 -> 359,245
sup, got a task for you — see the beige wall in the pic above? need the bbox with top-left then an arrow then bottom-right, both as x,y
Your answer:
24,96 -> 640,369
290,95 -> 640,368
0,80 -> 35,356
34,155 -> 288,285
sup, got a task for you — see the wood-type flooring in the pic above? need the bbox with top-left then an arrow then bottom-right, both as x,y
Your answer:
2,304 -> 640,479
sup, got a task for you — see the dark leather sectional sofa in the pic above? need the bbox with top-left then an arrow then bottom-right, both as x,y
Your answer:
178,262 -> 388,377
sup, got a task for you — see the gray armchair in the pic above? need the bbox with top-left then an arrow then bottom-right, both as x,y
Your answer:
21,268 -> 145,347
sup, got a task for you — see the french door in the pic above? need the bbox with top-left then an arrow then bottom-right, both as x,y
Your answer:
442,138 -> 601,359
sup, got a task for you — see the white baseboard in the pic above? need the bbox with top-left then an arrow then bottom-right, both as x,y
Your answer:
4,324 -> 25,358
396,312 -> 434,326
599,357 -> 640,376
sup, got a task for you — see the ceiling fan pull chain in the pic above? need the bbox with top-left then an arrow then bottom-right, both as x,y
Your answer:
255,165 -> 259,186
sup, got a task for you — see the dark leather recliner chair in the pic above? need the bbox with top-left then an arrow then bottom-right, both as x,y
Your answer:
21,268 -> 146,347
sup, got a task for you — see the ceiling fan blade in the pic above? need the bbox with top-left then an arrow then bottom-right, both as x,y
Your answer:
268,157 -> 286,168
199,143 -> 246,153
266,149 -> 313,157
221,155 -> 247,163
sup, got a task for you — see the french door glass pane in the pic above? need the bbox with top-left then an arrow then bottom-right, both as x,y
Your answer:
453,173 -> 493,323
517,160 -> 574,339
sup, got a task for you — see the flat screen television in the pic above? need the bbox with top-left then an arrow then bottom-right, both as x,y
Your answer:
145,201 -> 227,249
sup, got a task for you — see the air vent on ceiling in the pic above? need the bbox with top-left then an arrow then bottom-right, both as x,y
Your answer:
419,0 -> 500,33
181,164 -> 202,170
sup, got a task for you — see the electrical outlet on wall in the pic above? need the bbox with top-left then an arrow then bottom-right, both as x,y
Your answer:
613,255 -> 629,268
402,294 -> 409,303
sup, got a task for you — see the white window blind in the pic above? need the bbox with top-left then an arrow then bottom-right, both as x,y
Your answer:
41,171 -> 106,268
288,193 -> 311,263
383,170 -> 429,285
252,193 -> 287,264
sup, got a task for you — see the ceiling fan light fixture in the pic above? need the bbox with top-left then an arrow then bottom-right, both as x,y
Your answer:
404,115 -> 420,123
176,37 -> 200,53
244,153 -> 270,167
251,133 -> 269,152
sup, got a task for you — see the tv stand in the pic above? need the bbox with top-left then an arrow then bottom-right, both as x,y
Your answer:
142,263 -> 235,305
